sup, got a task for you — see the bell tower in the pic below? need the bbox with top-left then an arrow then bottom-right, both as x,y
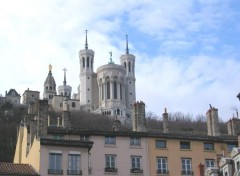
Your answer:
120,35 -> 136,111
78,30 -> 95,112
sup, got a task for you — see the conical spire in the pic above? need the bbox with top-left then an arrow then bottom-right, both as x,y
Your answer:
63,68 -> 67,85
85,30 -> 88,49
126,35 -> 129,54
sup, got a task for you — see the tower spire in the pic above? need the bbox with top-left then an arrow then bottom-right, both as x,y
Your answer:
126,35 -> 129,54
63,68 -> 67,85
85,30 -> 88,49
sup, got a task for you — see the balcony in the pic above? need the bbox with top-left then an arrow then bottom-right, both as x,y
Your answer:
104,167 -> 118,173
156,169 -> 169,175
181,170 -> 194,175
67,169 -> 82,175
48,169 -> 63,175
130,168 -> 143,173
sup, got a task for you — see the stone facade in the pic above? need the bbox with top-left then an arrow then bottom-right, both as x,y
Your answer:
5,89 -> 21,106
22,88 -> 40,105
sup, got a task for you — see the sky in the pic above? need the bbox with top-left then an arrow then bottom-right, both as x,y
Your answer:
1,0 -> 240,121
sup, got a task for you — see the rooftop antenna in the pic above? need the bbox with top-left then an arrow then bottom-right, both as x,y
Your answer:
209,104 -> 213,109
126,35 -> 129,54
85,30 -> 88,49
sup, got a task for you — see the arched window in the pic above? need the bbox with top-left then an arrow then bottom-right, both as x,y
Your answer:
50,86 -> 52,90
72,102 -> 75,108
87,57 -> 89,67
65,92 -> 67,96
82,57 -> 85,68
128,62 -> 131,72
120,83 -> 122,100
46,86 -> 48,90
102,84 -> 104,100
114,81 -> 117,99
107,81 -> 110,99
91,58 -> 93,68
117,109 -> 120,115
124,62 -> 126,68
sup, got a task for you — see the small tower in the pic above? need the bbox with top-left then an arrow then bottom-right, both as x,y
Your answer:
43,64 -> 57,103
79,30 -> 96,112
120,35 -> 136,113
132,101 -> 147,132
58,68 -> 72,98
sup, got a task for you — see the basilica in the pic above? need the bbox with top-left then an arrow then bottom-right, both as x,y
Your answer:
42,32 -> 136,125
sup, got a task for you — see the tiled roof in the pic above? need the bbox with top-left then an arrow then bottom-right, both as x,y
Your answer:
6,89 -> 20,96
0,162 -> 39,176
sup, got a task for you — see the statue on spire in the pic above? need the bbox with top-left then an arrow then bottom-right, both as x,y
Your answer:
108,51 -> 114,64
49,64 -> 52,72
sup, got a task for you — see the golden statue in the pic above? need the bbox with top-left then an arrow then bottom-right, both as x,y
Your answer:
49,64 -> 52,72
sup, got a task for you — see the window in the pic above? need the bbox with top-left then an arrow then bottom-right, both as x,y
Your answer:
60,103 -> 62,107
128,62 -> 131,72
102,84 -> 104,100
205,159 -> 215,168
113,81 -> 117,99
87,57 -> 89,67
236,161 -> 240,171
156,157 -> 168,174
204,143 -> 214,151
105,155 -> 117,172
227,143 -> 237,152
181,158 -> 192,175
82,57 -> 85,67
180,141 -> 190,149
72,102 -> 75,108
80,135 -> 89,141
130,137 -> 141,146
107,81 -> 110,99
68,154 -> 81,175
156,140 -> 166,148
131,156 -> 143,173
105,136 -> 116,145
48,153 -> 62,174
120,83 -> 122,100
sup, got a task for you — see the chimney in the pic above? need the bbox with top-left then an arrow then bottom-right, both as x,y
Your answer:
227,118 -> 240,135
206,107 -> 220,136
62,97 -> 71,128
132,101 -> 147,132
198,163 -> 204,176
163,108 -> 169,133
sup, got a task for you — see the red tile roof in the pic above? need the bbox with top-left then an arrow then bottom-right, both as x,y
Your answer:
0,162 -> 39,176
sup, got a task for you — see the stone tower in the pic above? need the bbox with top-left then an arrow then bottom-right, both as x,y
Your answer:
43,64 -> 57,103
206,106 -> 220,136
132,101 -> 147,132
79,30 -> 95,112
58,68 -> 72,98
120,35 -> 136,117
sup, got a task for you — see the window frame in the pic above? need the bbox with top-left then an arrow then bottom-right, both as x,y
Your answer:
105,154 -> 116,169
205,159 -> 215,168
48,153 -> 62,174
181,158 -> 192,175
204,142 -> 214,151
155,140 -> 166,149
130,137 -> 141,146
156,157 -> 168,174
105,136 -> 116,145
180,141 -> 190,150
68,154 -> 81,175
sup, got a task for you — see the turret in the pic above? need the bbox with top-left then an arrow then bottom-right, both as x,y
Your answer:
78,30 -> 96,112
120,35 -> 136,110
43,64 -> 57,103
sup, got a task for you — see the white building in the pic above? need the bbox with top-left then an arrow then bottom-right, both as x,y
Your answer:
43,32 -> 136,124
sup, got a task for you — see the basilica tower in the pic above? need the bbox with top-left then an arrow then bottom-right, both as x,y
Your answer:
120,35 -> 136,113
43,64 -> 57,103
78,30 -> 97,112
58,68 -> 72,98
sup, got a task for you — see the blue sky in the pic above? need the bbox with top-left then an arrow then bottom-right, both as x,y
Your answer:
1,0 -> 240,121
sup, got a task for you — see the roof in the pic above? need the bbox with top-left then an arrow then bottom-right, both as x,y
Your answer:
0,162 -> 39,176
47,126 -> 238,143
6,89 -> 20,97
